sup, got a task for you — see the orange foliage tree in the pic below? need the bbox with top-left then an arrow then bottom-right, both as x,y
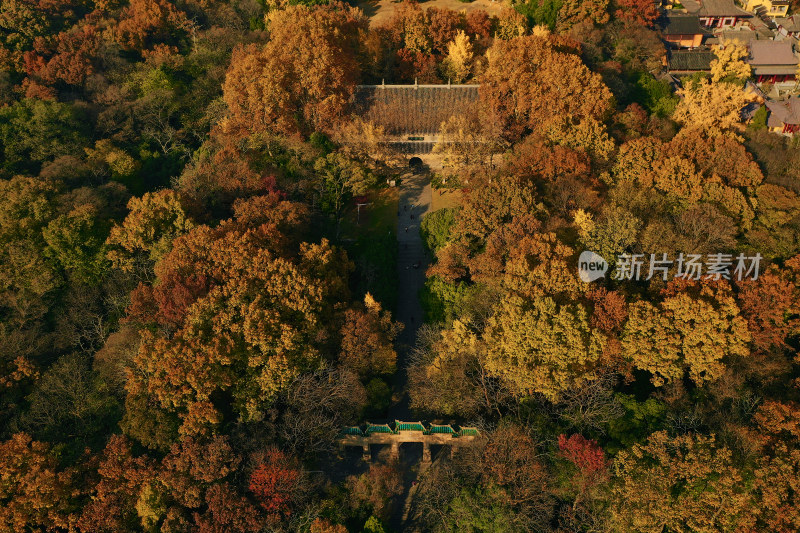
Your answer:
248,449 -> 300,517
480,35 -> 612,141
222,4 -> 365,137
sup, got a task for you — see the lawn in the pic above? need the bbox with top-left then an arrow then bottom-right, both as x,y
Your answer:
356,0 -> 505,27
339,186 -> 400,309
431,187 -> 463,212
339,186 -> 399,240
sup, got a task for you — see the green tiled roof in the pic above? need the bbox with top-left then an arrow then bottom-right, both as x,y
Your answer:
458,427 -> 480,437
366,423 -> 394,434
395,420 -> 426,432
428,424 -> 456,434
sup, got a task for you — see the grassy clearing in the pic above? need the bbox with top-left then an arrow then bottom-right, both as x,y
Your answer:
431,187 -> 463,211
339,186 -> 400,309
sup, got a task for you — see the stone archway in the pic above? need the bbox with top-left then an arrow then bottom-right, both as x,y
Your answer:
408,156 -> 423,169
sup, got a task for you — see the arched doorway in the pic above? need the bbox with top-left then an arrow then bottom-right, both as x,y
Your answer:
409,156 -> 423,169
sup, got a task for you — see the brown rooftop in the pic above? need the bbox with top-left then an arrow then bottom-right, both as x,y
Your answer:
749,40 -> 798,65
766,96 -> 800,126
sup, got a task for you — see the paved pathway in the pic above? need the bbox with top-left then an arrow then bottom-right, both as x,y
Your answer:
389,169 -> 431,418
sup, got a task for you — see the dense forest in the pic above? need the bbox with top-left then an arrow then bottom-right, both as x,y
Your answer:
1,0 -> 800,531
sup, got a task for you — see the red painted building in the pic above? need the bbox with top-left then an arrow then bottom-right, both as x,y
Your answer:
683,0 -> 753,28
749,41 -> 799,84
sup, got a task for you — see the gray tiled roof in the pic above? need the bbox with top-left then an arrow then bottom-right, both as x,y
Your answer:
662,14 -> 705,35
352,85 -> 479,135
775,15 -> 800,33
668,49 -> 716,71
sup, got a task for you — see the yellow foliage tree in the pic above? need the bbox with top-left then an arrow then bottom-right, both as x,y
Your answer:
444,30 -> 474,83
106,190 -> 194,273
652,156 -> 704,203
485,294 -> 606,401
544,117 -> 616,166
710,44 -> 752,83
672,79 -> 747,135
611,431 -> 754,533
481,35 -> 613,139
621,285 -> 751,386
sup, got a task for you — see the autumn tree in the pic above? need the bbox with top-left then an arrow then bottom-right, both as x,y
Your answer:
113,0 -> 193,52
427,7 -> 465,54
433,113 -> 499,178
672,79 -> 748,135
747,183 -> 800,258
610,431 -> 753,532
175,138 -> 281,217
503,134 -> 592,184
556,0 -> 610,32
479,424 -> 555,530
22,23 -> 101,91
126,234 -> 350,436
383,1 -> 432,53
544,117 -> 616,166
614,0 -> 659,26
558,433 -> 609,496
106,189 -> 194,276
664,128 -> 763,188
442,30 -> 473,83
575,204 -> 641,261
248,449 -> 301,518
222,4 -> 365,136
0,433 -> 80,532
484,294 -> 606,400
480,35 -> 612,141
735,258 -> 800,353
78,435 -> 156,532
710,43 -> 752,83
340,294 -> 402,379
193,483 -> 262,533
621,283 -> 751,386
495,7 -> 529,40
126,436 -> 255,530
409,321 -> 511,418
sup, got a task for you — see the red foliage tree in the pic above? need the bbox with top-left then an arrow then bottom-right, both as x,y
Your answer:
558,433 -> 609,490
78,435 -> 156,532
23,24 -> 100,89
736,263 -> 800,353
248,449 -> 300,517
